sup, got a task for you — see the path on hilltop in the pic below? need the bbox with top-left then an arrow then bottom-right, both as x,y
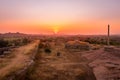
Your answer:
0,40 -> 39,79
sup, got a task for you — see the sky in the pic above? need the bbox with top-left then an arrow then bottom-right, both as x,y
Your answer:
0,0 -> 120,35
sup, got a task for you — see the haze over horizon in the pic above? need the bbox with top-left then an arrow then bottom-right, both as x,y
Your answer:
0,0 -> 120,35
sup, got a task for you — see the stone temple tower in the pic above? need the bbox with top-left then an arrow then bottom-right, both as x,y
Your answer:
107,24 -> 110,46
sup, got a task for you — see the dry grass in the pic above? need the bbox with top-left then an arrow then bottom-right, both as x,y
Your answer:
0,53 -> 15,69
27,41 -> 96,80
0,62 -> 8,69
91,44 -> 102,50
0,40 -> 39,79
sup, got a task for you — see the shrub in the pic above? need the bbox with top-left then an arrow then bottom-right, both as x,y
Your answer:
13,39 -> 22,46
22,38 -> 30,45
44,48 -> 51,53
38,43 -> 44,48
57,52 -> 61,56
0,39 -> 9,48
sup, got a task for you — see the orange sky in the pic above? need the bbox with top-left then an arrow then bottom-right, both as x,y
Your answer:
0,0 -> 120,35
1,19 -> 120,35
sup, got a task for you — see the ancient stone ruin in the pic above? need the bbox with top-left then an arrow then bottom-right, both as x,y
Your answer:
65,40 -> 90,51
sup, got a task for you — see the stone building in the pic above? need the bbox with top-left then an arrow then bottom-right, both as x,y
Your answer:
65,40 -> 90,51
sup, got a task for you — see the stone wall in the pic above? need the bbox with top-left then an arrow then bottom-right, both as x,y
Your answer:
65,41 -> 90,51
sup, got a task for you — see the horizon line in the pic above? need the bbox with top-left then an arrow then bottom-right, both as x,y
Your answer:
0,32 -> 120,36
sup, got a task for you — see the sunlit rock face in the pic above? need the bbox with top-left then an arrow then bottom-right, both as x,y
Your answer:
65,40 -> 90,51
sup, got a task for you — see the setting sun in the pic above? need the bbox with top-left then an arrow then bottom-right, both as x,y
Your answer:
0,0 -> 120,35
53,26 -> 59,34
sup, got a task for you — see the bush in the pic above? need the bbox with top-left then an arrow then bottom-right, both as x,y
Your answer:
57,52 -> 61,56
38,43 -> 44,48
22,38 -> 30,45
13,39 -> 22,46
84,38 -> 107,45
44,48 -> 51,53
0,39 -> 9,48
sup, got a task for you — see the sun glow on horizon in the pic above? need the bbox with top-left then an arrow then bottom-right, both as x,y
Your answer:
0,0 -> 120,34
53,26 -> 59,34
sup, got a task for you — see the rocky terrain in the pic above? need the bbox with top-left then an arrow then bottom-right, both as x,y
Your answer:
0,39 -> 120,80
27,41 -> 120,80
27,41 -> 96,80
82,47 -> 120,80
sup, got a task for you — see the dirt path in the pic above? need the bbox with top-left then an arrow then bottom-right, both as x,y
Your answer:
0,40 -> 39,79
28,43 -> 96,80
